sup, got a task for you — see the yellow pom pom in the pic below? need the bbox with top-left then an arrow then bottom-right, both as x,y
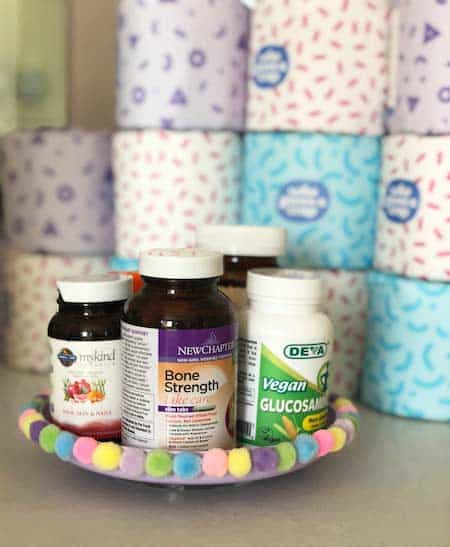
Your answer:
228,448 -> 252,478
334,397 -> 352,409
329,426 -> 347,452
20,413 -> 45,439
92,442 -> 122,471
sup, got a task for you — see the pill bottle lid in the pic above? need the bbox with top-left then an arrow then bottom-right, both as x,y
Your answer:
139,248 -> 223,279
197,225 -> 286,257
57,274 -> 132,303
247,268 -> 323,302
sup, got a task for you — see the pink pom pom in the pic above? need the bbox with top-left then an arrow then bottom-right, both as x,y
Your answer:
18,409 -> 38,428
73,437 -> 98,465
202,448 -> 228,478
337,403 -> 358,414
312,430 -> 335,458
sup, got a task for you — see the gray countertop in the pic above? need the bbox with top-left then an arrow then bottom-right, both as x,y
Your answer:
1,367 -> 449,547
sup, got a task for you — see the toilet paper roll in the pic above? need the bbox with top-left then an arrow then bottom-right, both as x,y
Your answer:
242,133 -> 381,269
116,0 -> 249,130
246,0 -> 389,134
2,130 -> 115,255
375,136 -> 450,282
114,131 -> 241,259
387,0 -> 450,135
361,271 -> 450,422
4,250 -> 108,373
320,270 -> 368,398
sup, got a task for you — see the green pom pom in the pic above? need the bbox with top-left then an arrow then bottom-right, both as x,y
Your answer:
145,449 -> 173,478
39,424 -> 61,454
275,442 -> 297,472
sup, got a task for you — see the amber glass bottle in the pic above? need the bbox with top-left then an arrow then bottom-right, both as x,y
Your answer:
197,225 -> 287,307
48,274 -> 132,440
121,249 -> 238,452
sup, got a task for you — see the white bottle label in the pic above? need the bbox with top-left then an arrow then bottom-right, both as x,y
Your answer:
49,338 -> 122,439
121,322 -> 237,451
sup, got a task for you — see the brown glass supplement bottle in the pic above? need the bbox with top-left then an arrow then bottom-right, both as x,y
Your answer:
122,249 -> 238,451
48,274 -> 132,440
197,225 -> 287,308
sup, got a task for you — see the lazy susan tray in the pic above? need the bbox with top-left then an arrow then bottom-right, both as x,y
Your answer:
19,394 -> 359,487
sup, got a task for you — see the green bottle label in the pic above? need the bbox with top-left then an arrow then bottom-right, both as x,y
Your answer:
238,340 -> 329,446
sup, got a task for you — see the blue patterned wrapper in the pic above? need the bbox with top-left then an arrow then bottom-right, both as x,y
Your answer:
361,271 -> 450,422
242,133 -> 381,269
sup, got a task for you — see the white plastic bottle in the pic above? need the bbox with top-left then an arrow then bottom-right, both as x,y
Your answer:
238,269 -> 334,447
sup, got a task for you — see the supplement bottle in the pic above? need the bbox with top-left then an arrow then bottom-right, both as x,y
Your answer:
197,225 -> 286,308
48,274 -> 132,440
121,249 -> 238,451
238,269 -> 333,446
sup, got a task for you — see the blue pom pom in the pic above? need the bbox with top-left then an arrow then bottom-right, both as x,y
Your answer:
295,434 -> 319,464
19,402 -> 40,413
173,452 -> 202,480
55,432 -> 77,461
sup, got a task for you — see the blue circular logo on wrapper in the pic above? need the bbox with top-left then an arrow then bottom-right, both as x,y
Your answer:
253,45 -> 289,88
382,179 -> 420,224
277,181 -> 330,222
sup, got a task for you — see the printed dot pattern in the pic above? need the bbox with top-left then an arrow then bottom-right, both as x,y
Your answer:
117,0 -> 249,130
114,130 -> 241,259
375,135 -> 450,282
2,130 -> 115,255
246,0 -> 389,135
4,250 -> 108,373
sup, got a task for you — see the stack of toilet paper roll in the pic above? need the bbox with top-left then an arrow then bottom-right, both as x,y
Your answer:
4,250 -> 108,373
362,135 -> 450,421
1,129 -> 113,372
114,0 -> 248,261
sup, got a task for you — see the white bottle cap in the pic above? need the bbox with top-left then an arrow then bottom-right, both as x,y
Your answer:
197,225 -> 286,257
57,274 -> 132,303
247,268 -> 323,303
139,248 -> 223,279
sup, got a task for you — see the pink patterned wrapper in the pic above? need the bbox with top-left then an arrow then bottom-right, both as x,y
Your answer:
116,0 -> 249,130
2,130 -> 115,255
113,130 -> 241,259
4,250 -> 108,373
246,0 -> 390,135
320,270 -> 368,397
375,135 -> 450,282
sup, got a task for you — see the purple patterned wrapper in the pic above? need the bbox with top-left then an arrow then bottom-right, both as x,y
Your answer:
387,0 -> 450,134
116,0 -> 249,130
2,129 -> 115,255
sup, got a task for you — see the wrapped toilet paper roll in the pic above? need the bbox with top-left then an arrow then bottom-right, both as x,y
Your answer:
242,133 -> 381,269
246,0 -> 389,134
114,131 -> 241,259
361,271 -> 450,422
320,270 -> 368,398
387,0 -> 450,135
375,136 -> 450,282
116,0 -> 249,130
4,250 -> 108,373
2,130 -> 115,255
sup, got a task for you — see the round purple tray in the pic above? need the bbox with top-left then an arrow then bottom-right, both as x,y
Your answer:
19,394 -> 359,487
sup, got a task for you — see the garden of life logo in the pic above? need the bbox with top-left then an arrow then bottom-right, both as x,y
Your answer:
283,343 -> 328,360
277,180 -> 330,222
253,45 -> 289,88
383,179 -> 420,224
57,348 -> 77,367
317,362 -> 329,393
